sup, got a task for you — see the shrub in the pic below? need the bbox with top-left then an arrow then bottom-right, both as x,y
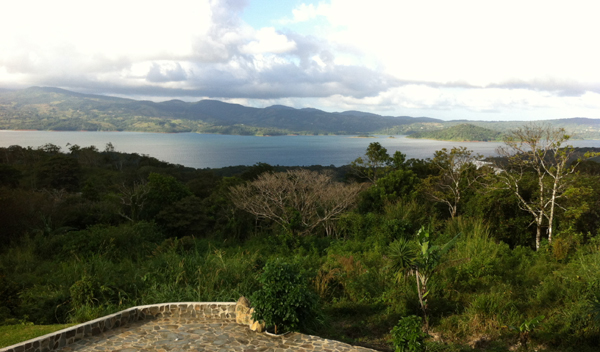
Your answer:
251,259 -> 320,334
390,315 -> 427,352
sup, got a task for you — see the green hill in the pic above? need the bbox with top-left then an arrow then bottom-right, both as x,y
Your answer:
2,87 -> 600,138
0,87 -> 439,135
407,123 -> 503,141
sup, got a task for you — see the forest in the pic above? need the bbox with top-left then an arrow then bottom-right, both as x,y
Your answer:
1,124 -> 600,351
407,124 -> 503,142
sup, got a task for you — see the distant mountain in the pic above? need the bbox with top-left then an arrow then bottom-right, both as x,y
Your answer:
0,87 -> 442,135
1,87 -> 599,138
408,123 -> 503,141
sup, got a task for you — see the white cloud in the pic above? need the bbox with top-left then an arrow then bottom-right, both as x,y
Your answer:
321,0 -> 600,87
0,0 -> 212,64
1,0 -> 600,121
240,27 -> 297,54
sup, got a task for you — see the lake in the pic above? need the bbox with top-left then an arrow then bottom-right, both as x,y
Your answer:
2,131 -> 600,169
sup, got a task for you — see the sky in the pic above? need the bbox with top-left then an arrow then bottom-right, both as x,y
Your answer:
1,0 -> 600,121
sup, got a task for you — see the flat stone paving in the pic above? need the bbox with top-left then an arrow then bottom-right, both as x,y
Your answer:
57,317 -> 378,352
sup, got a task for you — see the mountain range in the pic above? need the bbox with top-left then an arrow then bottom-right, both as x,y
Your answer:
1,87 -> 600,139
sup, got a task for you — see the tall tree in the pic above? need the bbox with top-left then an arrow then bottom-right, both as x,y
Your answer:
422,147 -> 485,219
351,142 -> 406,183
495,123 -> 594,250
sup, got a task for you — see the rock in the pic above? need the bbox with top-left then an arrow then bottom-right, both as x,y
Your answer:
235,296 -> 265,332
235,297 -> 252,325
250,320 -> 265,332
237,296 -> 250,307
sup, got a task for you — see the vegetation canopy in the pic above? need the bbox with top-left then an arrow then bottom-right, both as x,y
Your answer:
1,132 -> 600,351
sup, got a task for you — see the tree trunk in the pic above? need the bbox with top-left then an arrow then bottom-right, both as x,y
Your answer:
415,269 -> 429,331
536,217 -> 543,251
548,176 -> 560,245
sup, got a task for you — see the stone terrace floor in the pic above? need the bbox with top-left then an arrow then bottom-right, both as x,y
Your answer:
56,317 -> 379,352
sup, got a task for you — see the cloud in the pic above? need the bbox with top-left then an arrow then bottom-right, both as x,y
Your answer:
1,0 -> 600,121
146,63 -> 188,83
280,2 -> 331,24
240,28 -> 297,54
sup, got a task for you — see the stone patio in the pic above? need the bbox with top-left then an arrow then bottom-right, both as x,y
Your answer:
56,317 -> 378,352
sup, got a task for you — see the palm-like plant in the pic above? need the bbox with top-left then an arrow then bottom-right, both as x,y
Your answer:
389,227 -> 461,330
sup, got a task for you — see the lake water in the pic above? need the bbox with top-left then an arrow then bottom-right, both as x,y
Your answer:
2,131 -> 600,169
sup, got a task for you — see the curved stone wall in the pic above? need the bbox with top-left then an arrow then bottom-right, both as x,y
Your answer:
0,302 -> 236,352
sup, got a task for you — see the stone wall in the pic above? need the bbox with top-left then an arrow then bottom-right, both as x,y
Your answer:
0,302 -> 236,352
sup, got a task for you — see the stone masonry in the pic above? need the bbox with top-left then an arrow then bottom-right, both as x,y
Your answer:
0,302 -> 235,352
0,301 -> 379,352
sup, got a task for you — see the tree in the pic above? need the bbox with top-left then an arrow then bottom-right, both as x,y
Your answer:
388,227 -> 460,331
251,259 -> 320,334
229,169 -> 365,236
144,173 -> 192,218
421,147 -> 485,219
36,155 -> 81,191
357,168 -> 420,213
495,123 -> 595,250
115,181 -> 150,222
351,142 -> 406,183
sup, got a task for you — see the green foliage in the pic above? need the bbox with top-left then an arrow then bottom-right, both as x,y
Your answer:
351,142 -> 407,183
144,172 -> 193,219
390,315 -> 428,352
251,259 -> 321,334
358,169 -> 420,213
4,141 -> 600,350
408,123 -> 502,141
511,315 -> 545,334
388,227 -> 461,329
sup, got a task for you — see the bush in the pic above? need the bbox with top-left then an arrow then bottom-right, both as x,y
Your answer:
390,315 -> 427,352
251,258 -> 320,334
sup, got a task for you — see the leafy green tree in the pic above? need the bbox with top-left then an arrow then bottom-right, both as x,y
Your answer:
156,196 -> 212,237
186,171 -> 220,199
351,142 -> 406,183
388,227 -> 460,330
390,315 -> 428,352
251,259 -> 320,334
144,172 -> 192,219
358,169 -> 420,213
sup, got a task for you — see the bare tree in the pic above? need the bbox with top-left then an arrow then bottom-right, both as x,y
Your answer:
422,147 -> 485,219
229,169 -> 365,236
495,123 -> 592,250
116,181 -> 150,222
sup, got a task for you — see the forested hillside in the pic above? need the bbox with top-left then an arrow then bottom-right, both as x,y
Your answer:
2,125 -> 600,351
407,123 -> 502,141
2,87 -> 600,139
0,87 -> 438,135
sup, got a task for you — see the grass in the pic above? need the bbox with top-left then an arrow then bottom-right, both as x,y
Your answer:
0,324 -> 75,348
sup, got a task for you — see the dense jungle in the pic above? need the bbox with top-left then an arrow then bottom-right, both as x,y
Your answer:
2,125 -> 600,351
